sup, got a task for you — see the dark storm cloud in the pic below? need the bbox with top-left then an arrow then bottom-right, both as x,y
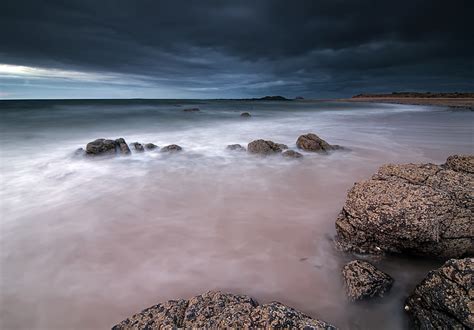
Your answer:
1,0 -> 473,98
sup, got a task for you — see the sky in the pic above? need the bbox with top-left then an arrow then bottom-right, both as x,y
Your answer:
0,0 -> 473,99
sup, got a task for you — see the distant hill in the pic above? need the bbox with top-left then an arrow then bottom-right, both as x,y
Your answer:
252,95 -> 291,101
352,92 -> 474,98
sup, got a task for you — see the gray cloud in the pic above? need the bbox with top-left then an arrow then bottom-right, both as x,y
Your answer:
1,0 -> 473,98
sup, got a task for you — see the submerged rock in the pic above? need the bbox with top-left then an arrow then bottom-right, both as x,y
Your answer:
296,133 -> 340,152
226,144 -> 246,151
405,258 -> 473,329
144,143 -> 158,150
282,150 -> 303,158
85,138 -> 131,156
161,144 -> 183,153
183,108 -> 200,112
130,142 -> 145,152
247,139 -> 287,155
335,155 -> 474,258
112,291 -> 336,329
241,112 -> 251,117
74,148 -> 85,156
342,260 -> 393,301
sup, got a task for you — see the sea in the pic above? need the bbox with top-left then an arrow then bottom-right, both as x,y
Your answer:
0,99 -> 472,329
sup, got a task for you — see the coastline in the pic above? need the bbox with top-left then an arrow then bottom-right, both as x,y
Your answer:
338,97 -> 474,110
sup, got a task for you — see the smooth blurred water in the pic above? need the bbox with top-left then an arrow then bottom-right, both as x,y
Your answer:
0,99 -> 472,329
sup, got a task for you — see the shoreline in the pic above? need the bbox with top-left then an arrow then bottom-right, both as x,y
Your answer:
337,97 -> 474,110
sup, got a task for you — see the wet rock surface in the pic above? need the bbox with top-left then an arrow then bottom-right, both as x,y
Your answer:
282,150 -> 303,158
247,139 -> 287,155
405,258 -> 474,329
342,260 -> 393,301
112,291 -> 336,329
296,133 -> 340,152
226,144 -> 246,151
335,155 -> 474,258
85,138 -> 131,156
130,142 -> 144,152
144,143 -> 158,150
160,144 -> 183,153
241,112 -> 251,117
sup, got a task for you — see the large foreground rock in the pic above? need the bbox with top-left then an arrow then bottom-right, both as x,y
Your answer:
86,138 -> 131,156
335,155 -> 474,258
112,291 -> 336,329
248,139 -> 288,155
405,258 -> 473,329
342,260 -> 393,301
296,133 -> 340,152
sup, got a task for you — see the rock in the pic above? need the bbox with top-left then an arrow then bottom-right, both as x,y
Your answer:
282,150 -> 303,159
144,143 -> 158,150
342,260 -> 393,301
405,258 -> 473,329
130,142 -> 144,152
296,133 -> 340,152
112,291 -> 336,329
226,144 -> 246,151
247,139 -> 287,155
335,155 -> 474,258
445,154 -> 474,173
115,138 -> 131,155
161,144 -> 182,153
183,108 -> 200,112
85,138 -> 130,156
241,112 -> 251,117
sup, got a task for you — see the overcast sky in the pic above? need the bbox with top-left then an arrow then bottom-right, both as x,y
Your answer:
1,0 -> 473,99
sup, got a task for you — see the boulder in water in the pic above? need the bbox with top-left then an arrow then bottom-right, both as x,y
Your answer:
342,260 -> 393,301
335,155 -> 474,258
85,138 -> 130,156
144,143 -> 158,150
241,112 -> 251,117
112,291 -> 336,329
405,258 -> 473,329
296,133 -> 340,152
183,108 -> 200,112
161,144 -> 183,153
227,144 -> 246,151
247,139 -> 287,155
282,150 -> 303,159
130,142 -> 145,152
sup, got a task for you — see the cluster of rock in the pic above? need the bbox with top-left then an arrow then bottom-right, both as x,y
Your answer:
79,138 -> 182,157
112,291 -> 336,330
77,132 -> 342,160
225,133 -> 342,159
337,155 -> 473,328
335,155 -> 473,258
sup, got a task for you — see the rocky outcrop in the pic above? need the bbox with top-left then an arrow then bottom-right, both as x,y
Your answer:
241,112 -> 251,117
405,258 -> 473,329
227,144 -> 246,151
282,150 -> 303,159
112,291 -> 336,329
85,138 -> 131,156
144,143 -> 158,150
342,260 -> 393,301
130,142 -> 144,152
183,108 -> 200,112
335,155 -> 474,258
161,144 -> 183,153
247,140 -> 288,155
296,133 -> 340,152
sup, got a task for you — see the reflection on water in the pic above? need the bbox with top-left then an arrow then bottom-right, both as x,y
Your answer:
0,100 -> 471,329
